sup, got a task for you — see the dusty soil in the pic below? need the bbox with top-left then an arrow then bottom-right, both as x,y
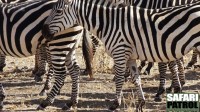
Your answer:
1,46 -> 200,112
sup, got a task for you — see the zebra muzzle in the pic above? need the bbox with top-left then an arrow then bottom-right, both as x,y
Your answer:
42,24 -> 54,41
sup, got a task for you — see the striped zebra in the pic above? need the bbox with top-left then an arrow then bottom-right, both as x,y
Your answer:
42,0 -> 200,110
0,0 -> 93,110
127,0 -> 197,101
85,0 -> 189,102
0,0 -> 48,80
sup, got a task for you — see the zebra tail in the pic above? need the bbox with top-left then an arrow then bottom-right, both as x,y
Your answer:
82,29 -> 94,78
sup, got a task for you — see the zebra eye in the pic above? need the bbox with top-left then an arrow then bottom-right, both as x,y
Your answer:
56,9 -> 63,14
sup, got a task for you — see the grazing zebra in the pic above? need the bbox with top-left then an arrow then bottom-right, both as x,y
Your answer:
0,0 -> 93,110
42,0 -> 200,111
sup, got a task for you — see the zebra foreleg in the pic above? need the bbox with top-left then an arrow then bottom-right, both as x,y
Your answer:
37,52 -> 67,110
167,61 -> 182,93
39,69 -> 53,96
108,58 -> 127,111
37,72 -> 66,110
62,52 -> 80,110
177,58 -> 185,87
127,59 -> 145,112
154,62 -> 167,102
0,55 -> 6,72
0,83 -> 5,110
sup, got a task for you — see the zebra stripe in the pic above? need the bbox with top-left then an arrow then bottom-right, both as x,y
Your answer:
0,0 -> 84,110
43,0 -> 200,110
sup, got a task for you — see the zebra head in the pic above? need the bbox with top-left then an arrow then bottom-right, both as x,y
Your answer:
42,0 -> 77,40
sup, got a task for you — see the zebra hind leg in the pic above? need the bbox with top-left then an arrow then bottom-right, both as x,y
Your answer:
154,62 -> 167,102
167,61 -> 182,93
168,58 -> 185,92
127,59 -> 145,112
39,47 -> 53,96
34,45 -> 47,82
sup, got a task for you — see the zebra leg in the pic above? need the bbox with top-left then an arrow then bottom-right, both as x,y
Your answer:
167,61 -> 182,93
112,67 -> 130,82
177,58 -> 185,87
0,55 -> 6,72
154,62 -> 167,102
167,59 -> 185,93
34,45 -> 47,82
62,52 -> 80,110
186,49 -> 198,69
0,83 -> 5,110
143,62 -> 154,75
37,51 -> 67,110
39,47 -> 54,96
127,59 -> 145,112
109,59 -> 126,111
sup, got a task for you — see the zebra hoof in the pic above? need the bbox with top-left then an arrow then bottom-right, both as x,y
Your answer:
62,101 -> 77,110
34,75 -> 43,82
156,87 -> 165,96
154,96 -> 162,102
108,100 -> 120,111
166,87 -> 173,93
174,87 -> 182,93
37,100 -> 51,110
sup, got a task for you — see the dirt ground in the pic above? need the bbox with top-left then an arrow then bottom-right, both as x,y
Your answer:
1,46 -> 200,112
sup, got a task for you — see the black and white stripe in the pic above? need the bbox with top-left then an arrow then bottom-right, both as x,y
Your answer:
43,0 -> 200,110
0,0 -> 86,110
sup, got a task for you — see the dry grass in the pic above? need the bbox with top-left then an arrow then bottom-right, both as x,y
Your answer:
1,46 -> 200,111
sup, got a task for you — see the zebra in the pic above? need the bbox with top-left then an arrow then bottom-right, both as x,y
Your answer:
0,0 -> 93,110
0,0 -> 48,80
42,0 -> 200,111
85,0 -> 189,101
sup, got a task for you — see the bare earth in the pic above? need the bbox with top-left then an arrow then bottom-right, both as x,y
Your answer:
1,46 -> 200,112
